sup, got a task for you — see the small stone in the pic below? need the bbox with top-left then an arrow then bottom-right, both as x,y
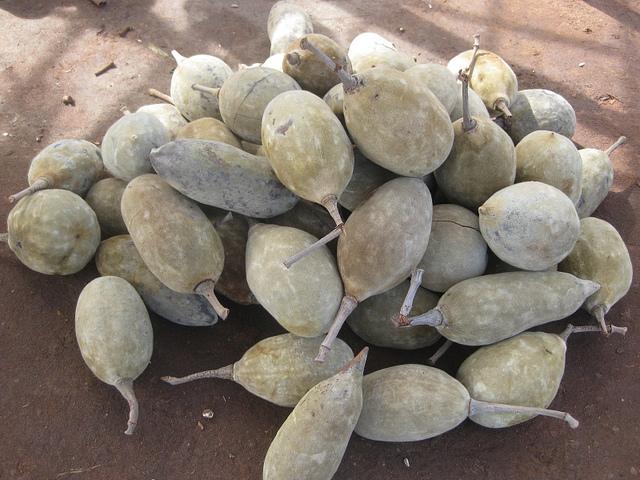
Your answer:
197,421 -> 204,430
202,409 -> 214,418
403,458 -> 410,468
579,62 -> 586,67
398,27 -> 405,33
615,347 -> 624,354
230,3 -> 239,7
612,426 -> 620,433
62,95 -> 75,106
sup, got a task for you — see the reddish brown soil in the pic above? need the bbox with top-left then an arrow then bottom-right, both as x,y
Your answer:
1,1 -> 639,479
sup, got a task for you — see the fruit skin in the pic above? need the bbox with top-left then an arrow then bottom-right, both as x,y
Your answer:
418,204 -> 488,292
267,1 -> 313,56
515,130 -> 582,204
447,49 -> 518,113
136,104 -> 187,140
347,280 -> 440,349
150,140 -> 298,219
479,181 -> 580,271
508,89 -> 576,144
85,178 -> 128,237
559,217 -> 633,315
75,276 -> 153,386
450,84 -> 490,122
102,111 -> 170,182
344,67 -> 454,177
457,331 -> 565,428
348,32 -> 397,66
234,334 -> 354,407
576,148 -> 614,218
176,117 -> 241,148
219,67 -> 300,144
120,174 -> 224,294
96,235 -> 218,327
170,53 -> 232,121
246,224 -> 343,337
351,50 -> 416,74
7,189 -> 100,275
425,271 -> 599,345
338,149 -> 396,211
283,33 -> 352,97
263,351 -> 366,480
435,115 -> 516,211
269,200 -> 336,243
405,63 -> 458,114
262,53 -> 286,71
262,90 -> 354,204
338,177 -> 432,301
323,83 -> 345,118
355,364 -> 470,442
26,139 -> 103,196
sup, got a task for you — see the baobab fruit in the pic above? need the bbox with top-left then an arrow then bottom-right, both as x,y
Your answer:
417,204 -> 488,292
435,51 -> 516,210
240,140 -> 264,156
351,50 -> 416,74
508,89 -> 576,143
96,235 -> 218,327
317,177 -> 432,361
304,40 -> 454,177
267,1 -> 313,56
447,40 -> 517,117
347,32 -> 397,66
262,53 -> 285,71
559,217 -> 632,333
269,200 -> 337,241
339,149 -> 396,211
515,130 -> 582,204
450,84 -> 489,122
262,90 -> 353,264
169,50 -> 232,121
576,136 -> 626,218
84,178 -> 128,237
75,276 -> 153,435
283,33 -> 352,97
163,334 -> 353,407
479,182 -> 580,270
246,224 -> 343,337
347,280 -> 440,350
405,63 -> 458,114
102,111 -> 170,182
217,67 -> 301,143
4,190 -> 100,275
176,117 -> 242,148
323,83 -> 344,119
121,174 -> 229,319
399,271 -> 599,346
263,348 -> 367,480
457,323 -> 625,429
136,103 -> 187,140
8,139 -> 103,203
355,364 -> 578,442
150,140 -> 298,218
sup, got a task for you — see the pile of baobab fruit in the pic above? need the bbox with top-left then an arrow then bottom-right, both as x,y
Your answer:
2,1 -> 633,478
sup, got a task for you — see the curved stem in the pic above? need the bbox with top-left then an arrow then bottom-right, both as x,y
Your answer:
316,295 -> 358,362
195,279 -> 229,320
8,178 -> 50,203
321,195 -> 344,228
148,88 -> 175,105
299,38 -> 358,91
192,83 -> 220,97
161,364 -> 234,385
0,233 -> 8,243
214,212 -> 233,229
171,49 -> 186,65
459,35 -> 480,132
468,398 -> 579,429
495,98 -> 512,118
592,305 -> 609,335
283,227 -> 342,269
340,347 -> 369,374
605,136 -> 627,156
467,34 -> 481,78
427,339 -> 452,365
399,268 -> 424,317
396,308 -> 444,328
115,379 -> 139,435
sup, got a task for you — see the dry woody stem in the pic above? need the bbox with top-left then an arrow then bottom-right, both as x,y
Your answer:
195,279 -> 229,320
192,83 -> 220,97
148,88 -> 175,105
401,308 -> 445,328
469,398 -> 579,428
94,61 -> 116,76
460,34 -> 481,132
8,178 -> 50,203
316,295 -> 358,362
115,379 -> 139,435
162,364 -> 234,385
428,339 -> 453,365
399,268 -> 424,317
559,322 -> 627,342
300,38 -> 358,91
606,136 -> 627,156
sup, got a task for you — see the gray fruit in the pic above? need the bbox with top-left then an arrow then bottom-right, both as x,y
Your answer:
323,83 -> 344,118
75,276 -> 153,435
85,178 -> 128,237
136,103 -> 187,140
351,50 -> 416,73
450,84 -> 490,122
269,200 -> 336,241
405,63 -> 458,114
509,89 -> 576,144
267,1 -> 313,56
338,149 -> 396,211
348,32 -> 397,66
176,117 -> 242,148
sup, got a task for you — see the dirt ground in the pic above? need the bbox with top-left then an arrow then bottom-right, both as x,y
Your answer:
0,0 -> 638,479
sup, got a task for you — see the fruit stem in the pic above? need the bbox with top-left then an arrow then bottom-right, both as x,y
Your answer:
195,279 -> 229,320
460,35 -> 480,132
468,398 -> 579,429
115,378 -> 139,435
593,305 -> 609,335
396,308 -> 444,328
399,268 -> 424,317
321,195 -> 344,228
427,339 -> 452,365
0,233 -> 8,243
340,347 -> 369,375
495,98 -> 512,118
605,136 -> 627,156
148,88 -> 175,106
8,178 -> 50,203
316,295 -> 358,363
192,84 -> 221,97
560,322 -> 628,342
171,49 -> 186,65
282,227 -> 342,269
299,38 -> 358,91
161,364 -> 234,385
286,51 -> 301,66
467,34 -> 481,78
